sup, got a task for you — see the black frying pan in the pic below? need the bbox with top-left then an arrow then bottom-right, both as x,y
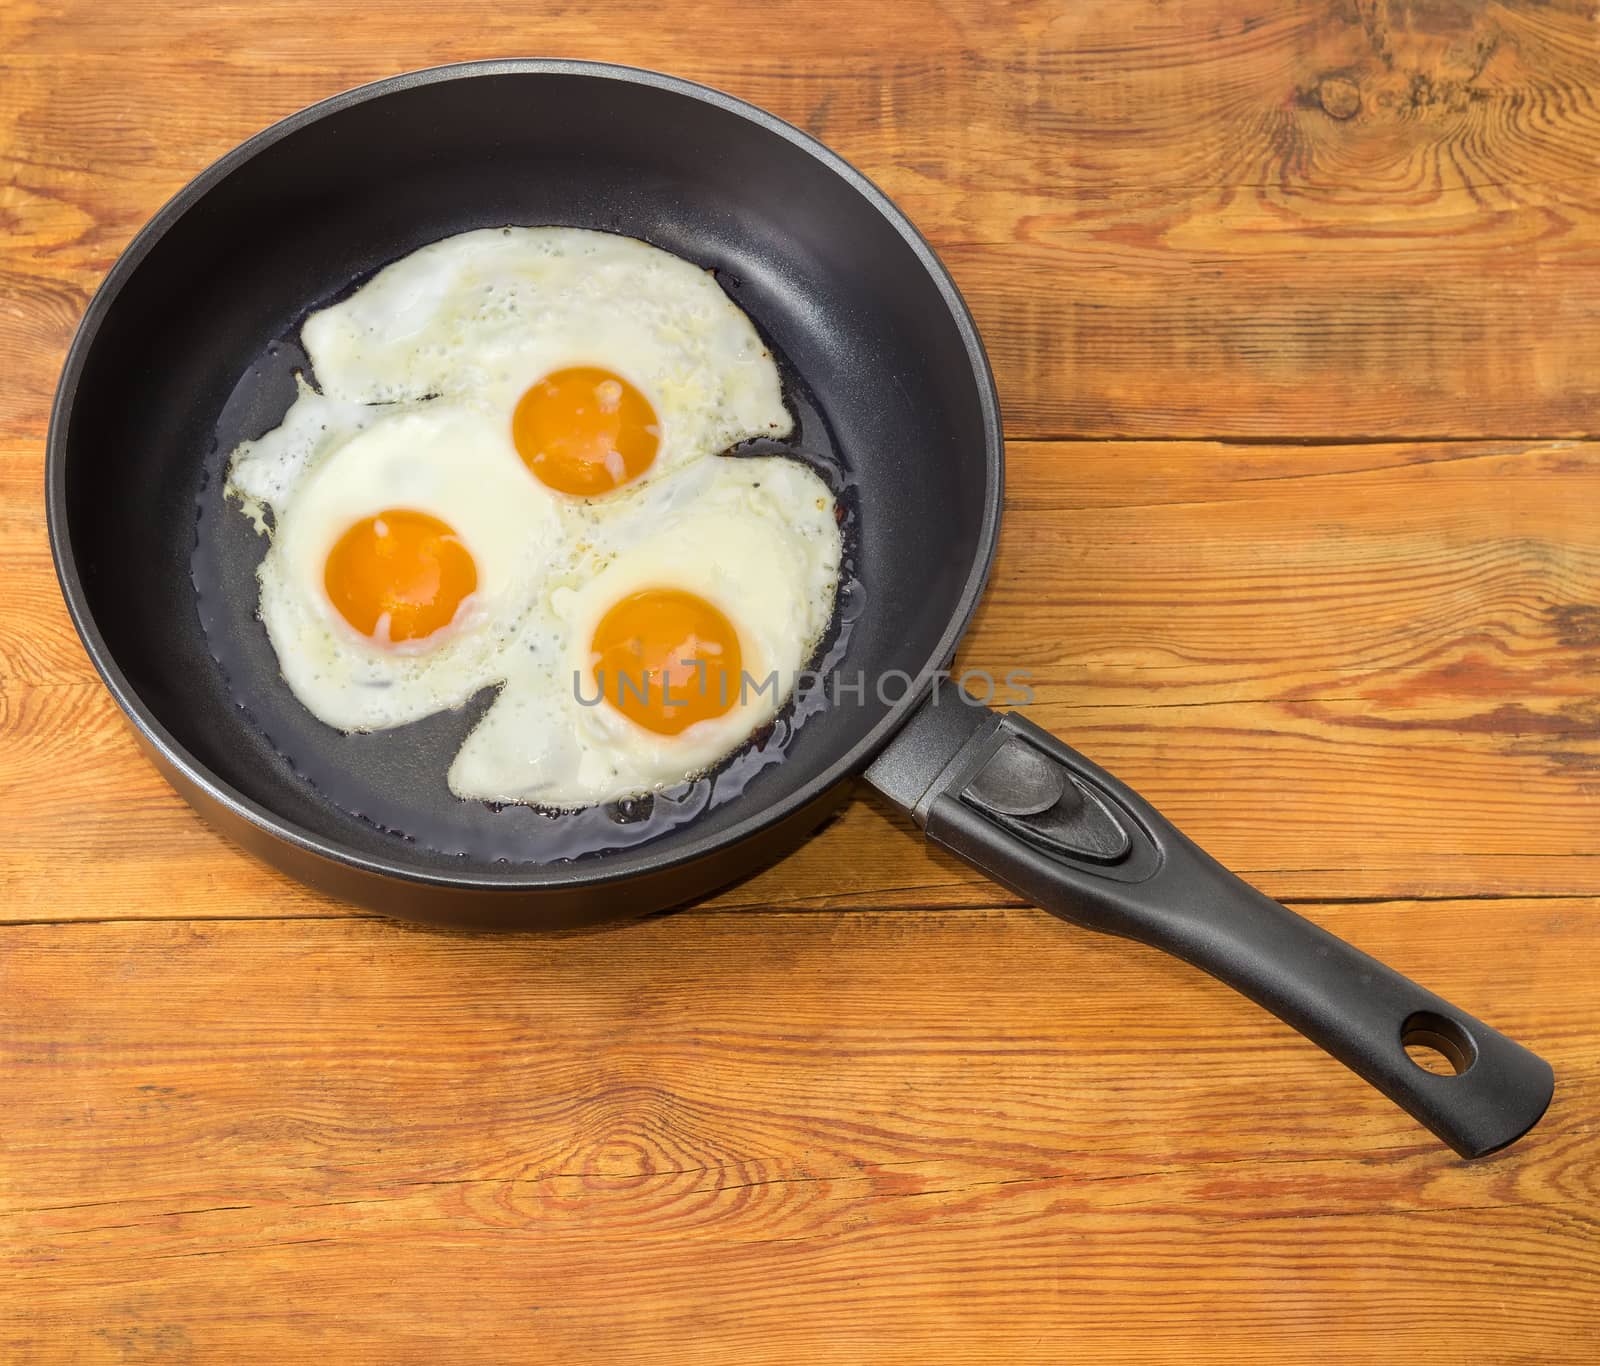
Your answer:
48,61 -> 1553,1157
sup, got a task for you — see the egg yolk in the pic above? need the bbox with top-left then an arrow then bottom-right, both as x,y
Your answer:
591,588 -> 743,736
324,509 -> 478,645
513,366 -> 660,496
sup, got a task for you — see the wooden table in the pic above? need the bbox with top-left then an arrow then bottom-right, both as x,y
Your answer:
4,2 -> 1598,1359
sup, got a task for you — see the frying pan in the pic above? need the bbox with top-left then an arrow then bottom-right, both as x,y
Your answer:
48,60 -> 1553,1158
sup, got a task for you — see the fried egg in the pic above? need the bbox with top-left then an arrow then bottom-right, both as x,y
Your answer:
224,226 -> 842,818
448,456 -> 841,808
234,403 -> 562,732
302,226 -> 792,497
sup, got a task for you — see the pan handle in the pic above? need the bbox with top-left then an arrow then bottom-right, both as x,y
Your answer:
865,682 -> 1554,1158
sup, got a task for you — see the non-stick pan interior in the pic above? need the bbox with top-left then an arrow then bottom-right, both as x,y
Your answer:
55,64 -> 999,885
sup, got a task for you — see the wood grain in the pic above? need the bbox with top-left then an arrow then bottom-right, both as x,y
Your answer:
4,0 -> 1600,440
3,909 -> 1597,1363
4,0 -> 1600,1360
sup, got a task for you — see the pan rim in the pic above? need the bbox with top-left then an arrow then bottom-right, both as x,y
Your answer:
45,57 -> 1004,894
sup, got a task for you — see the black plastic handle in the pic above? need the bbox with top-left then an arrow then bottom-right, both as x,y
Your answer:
866,685 -> 1554,1158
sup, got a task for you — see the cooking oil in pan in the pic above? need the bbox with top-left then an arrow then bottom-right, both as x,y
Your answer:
191,334 -> 862,865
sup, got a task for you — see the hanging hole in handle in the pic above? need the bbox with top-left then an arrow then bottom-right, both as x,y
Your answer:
1402,1011 -> 1478,1076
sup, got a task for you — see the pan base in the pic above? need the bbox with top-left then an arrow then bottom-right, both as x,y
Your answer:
190,290 -> 861,866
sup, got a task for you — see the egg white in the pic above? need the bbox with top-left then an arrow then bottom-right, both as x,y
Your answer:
224,226 -> 843,815
225,375 -> 384,532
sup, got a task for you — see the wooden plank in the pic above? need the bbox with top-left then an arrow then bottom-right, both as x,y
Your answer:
2,908 -> 1595,1362
4,1 -> 1600,441
4,437 -> 1597,920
